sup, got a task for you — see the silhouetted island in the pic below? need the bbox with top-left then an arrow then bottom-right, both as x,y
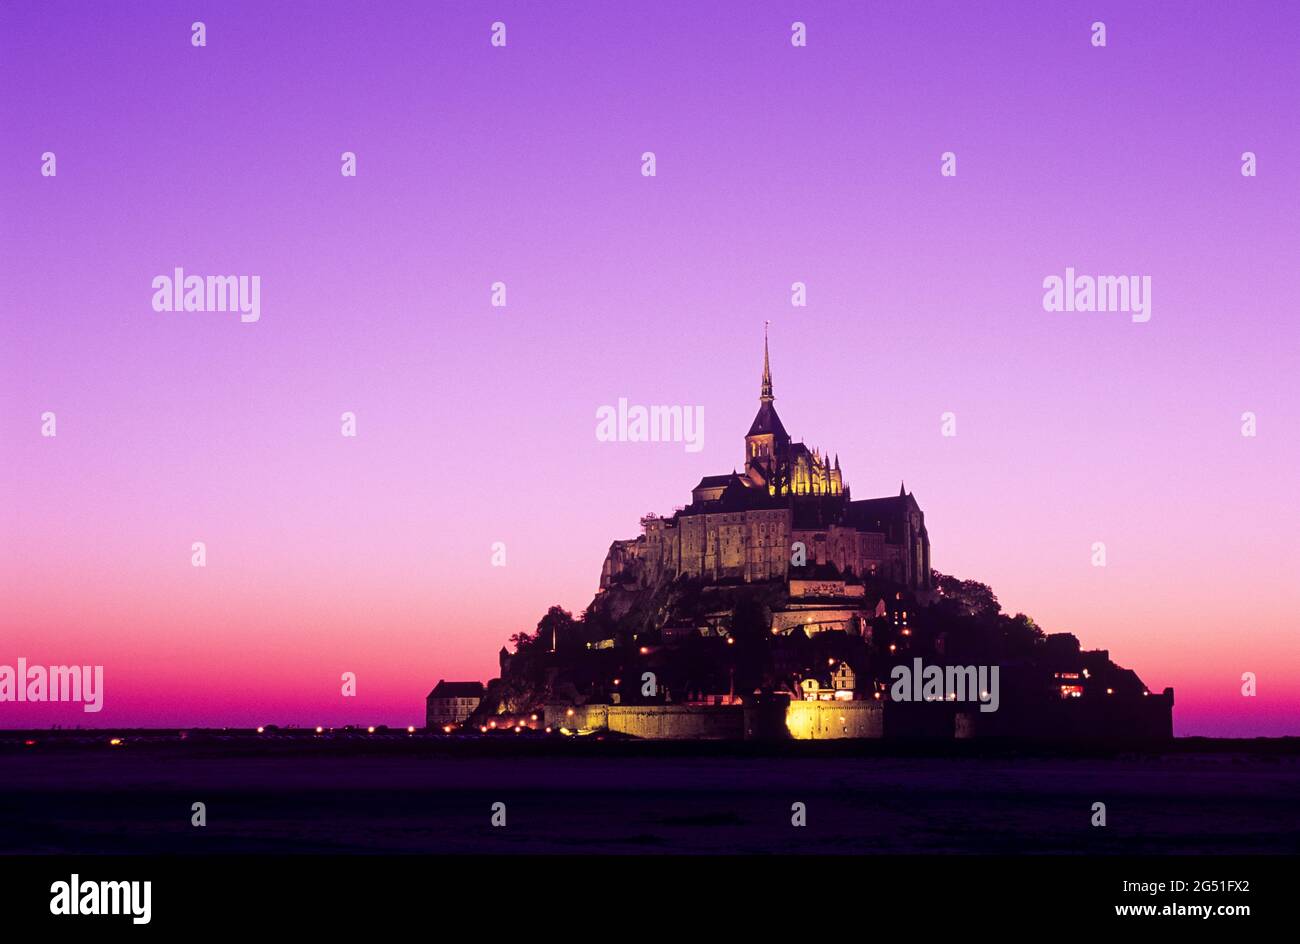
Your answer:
458,337 -> 1171,741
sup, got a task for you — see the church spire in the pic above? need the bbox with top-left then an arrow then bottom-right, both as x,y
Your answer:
760,322 -> 773,403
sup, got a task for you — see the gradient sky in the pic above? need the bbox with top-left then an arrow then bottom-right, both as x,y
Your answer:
2,2 -> 1297,735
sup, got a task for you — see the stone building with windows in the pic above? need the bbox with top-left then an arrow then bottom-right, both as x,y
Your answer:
425,680 -> 485,728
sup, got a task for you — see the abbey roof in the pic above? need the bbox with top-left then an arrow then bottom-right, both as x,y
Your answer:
428,681 -> 485,699
746,401 -> 789,440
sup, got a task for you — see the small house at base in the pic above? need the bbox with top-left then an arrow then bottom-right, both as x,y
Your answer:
426,680 -> 485,728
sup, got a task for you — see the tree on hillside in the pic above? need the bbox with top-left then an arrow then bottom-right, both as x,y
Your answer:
934,572 -> 1001,619
534,605 -> 577,652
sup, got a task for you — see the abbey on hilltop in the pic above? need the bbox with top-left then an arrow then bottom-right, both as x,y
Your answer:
602,331 -> 932,592
466,330 -> 1174,742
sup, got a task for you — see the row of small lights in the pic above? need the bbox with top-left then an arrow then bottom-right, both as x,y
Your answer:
26,682 -> 1137,752
30,727 -> 421,749
477,714 -> 548,734
53,674 -> 1130,751
112,725 -> 419,738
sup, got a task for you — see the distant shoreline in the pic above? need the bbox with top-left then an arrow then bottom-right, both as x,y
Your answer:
3,729 -> 1298,757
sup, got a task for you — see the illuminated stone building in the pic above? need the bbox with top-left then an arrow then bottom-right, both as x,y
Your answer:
425,680 -> 485,728
601,333 -> 933,592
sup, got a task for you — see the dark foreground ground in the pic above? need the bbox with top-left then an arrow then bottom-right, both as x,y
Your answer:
2,734 -> 1298,854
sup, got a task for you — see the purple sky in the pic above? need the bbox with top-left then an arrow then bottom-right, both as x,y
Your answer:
2,1 -> 1298,734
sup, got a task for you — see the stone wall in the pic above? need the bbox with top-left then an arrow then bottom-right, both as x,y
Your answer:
544,703 -> 745,739
771,607 -> 864,636
955,689 -> 1174,739
785,700 -> 884,739
546,700 -> 883,740
543,693 -> 1171,741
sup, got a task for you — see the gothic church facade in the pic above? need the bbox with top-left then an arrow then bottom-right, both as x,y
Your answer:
601,335 -> 932,591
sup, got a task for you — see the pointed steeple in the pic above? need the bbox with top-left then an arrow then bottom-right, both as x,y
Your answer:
744,324 -> 789,459
899,481 -> 906,497
760,321 -> 773,403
